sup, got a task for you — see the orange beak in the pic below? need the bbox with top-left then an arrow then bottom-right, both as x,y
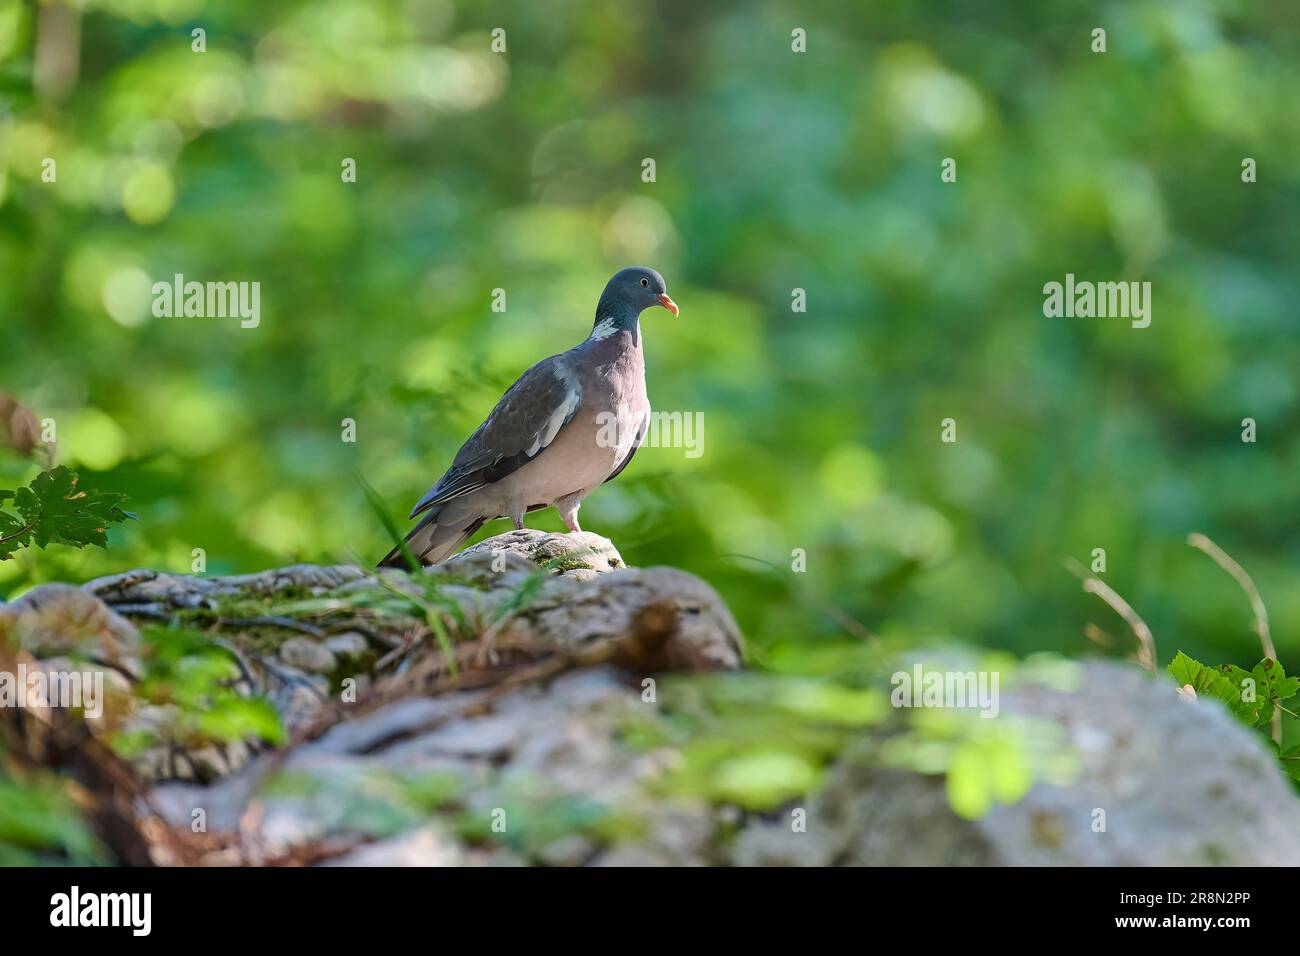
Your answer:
657,293 -> 679,316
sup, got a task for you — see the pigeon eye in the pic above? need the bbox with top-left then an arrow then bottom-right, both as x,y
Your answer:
640,277 -> 649,288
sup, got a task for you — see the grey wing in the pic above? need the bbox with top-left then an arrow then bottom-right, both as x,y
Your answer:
409,355 -> 582,519
603,408 -> 649,486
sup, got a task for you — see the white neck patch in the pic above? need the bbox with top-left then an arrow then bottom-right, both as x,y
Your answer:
588,316 -> 619,341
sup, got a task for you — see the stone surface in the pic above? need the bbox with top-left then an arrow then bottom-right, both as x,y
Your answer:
454,529 -> 625,576
279,636 -> 337,674
0,582 -> 140,663
20,532 -> 1300,867
324,825 -> 468,867
148,658 -> 1300,867
151,666 -> 721,866
323,632 -> 370,659
733,662 -> 1300,866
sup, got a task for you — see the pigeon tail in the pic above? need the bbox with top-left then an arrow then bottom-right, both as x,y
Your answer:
378,510 -> 485,568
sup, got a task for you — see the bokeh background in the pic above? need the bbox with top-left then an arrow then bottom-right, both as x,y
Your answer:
2,0 -> 1297,686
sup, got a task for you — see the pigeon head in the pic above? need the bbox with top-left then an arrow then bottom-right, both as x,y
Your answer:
595,267 -> 679,328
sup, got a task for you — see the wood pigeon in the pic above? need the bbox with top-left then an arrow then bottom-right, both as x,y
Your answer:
380,267 -> 678,567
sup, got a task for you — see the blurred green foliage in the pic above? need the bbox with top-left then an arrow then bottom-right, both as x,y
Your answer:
0,774 -> 106,865
112,625 -> 286,759
1,0 -> 1297,704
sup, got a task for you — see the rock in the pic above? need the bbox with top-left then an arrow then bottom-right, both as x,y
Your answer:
62,536 -> 1300,868
21,655 -> 134,696
0,583 -> 139,664
150,667 -> 715,866
84,564 -> 372,608
279,637 -> 337,674
83,530 -> 743,685
454,529 -> 625,577
276,682 -> 328,731
537,834 -> 597,867
733,662 -> 1300,866
80,627 -> 1300,867
324,632 -> 370,659
592,845 -> 677,867
424,549 -> 536,590
326,825 -> 467,867
507,566 -> 745,672
299,696 -> 471,757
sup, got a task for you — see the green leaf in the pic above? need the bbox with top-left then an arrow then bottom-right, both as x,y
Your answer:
0,507 -> 31,559
1218,663 -> 1270,725
945,729 -> 1034,820
1280,746 -> 1300,782
1256,658 -> 1300,705
0,466 -> 130,559
195,696 -> 286,746
1229,658 -> 1300,727
1168,651 -> 1258,724
709,750 -> 819,810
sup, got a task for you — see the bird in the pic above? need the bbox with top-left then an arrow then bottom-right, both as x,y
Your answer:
380,266 -> 678,568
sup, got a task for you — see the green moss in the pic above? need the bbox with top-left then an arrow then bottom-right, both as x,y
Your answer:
541,556 -> 593,574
